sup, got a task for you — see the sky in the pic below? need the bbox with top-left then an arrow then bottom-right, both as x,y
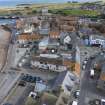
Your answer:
0,0 -> 103,7
0,0 -> 100,2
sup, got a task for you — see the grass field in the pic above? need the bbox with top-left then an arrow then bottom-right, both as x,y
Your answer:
54,9 -> 99,16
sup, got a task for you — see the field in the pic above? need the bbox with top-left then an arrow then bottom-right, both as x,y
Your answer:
53,9 -> 99,16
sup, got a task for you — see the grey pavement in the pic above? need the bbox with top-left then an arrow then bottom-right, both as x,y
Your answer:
0,72 -> 21,104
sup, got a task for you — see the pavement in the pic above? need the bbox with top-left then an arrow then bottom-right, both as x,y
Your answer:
0,71 -> 21,104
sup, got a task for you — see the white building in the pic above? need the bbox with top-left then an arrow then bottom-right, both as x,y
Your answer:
42,7 -> 48,15
31,60 -> 67,72
24,24 -> 34,33
89,35 -> 105,47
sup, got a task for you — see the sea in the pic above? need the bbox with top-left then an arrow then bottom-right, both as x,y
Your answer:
0,0 -> 68,25
0,0 -> 96,25
0,0 -> 69,7
0,0 -> 96,7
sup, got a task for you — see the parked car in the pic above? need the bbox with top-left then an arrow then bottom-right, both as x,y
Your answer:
29,92 -> 37,99
21,74 -> 29,81
82,64 -> 86,70
73,90 -> 80,99
26,75 -> 33,82
83,60 -> 87,64
89,99 -> 101,105
18,80 -> 26,87
101,99 -> 105,105
90,55 -> 95,60
85,57 -> 88,61
90,69 -> 95,78
71,100 -> 78,105
21,74 -> 42,83
21,58 -> 26,63
18,62 -> 23,67
36,77 -> 42,82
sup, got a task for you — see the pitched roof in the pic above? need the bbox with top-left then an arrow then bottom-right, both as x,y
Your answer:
52,70 -> 68,89
49,31 -> 60,38
17,33 -> 42,40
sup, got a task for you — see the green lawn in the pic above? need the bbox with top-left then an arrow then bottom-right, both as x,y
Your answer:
53,9 -> 99,16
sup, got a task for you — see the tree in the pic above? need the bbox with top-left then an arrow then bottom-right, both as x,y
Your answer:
25,97 -> 37,105
32,10 -> 37,14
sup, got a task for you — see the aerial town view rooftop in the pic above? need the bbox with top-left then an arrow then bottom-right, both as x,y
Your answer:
0,0 -> 105,105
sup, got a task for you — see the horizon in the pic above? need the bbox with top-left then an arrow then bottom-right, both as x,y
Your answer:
0,0 -> 103,7
0,0 -> 101,3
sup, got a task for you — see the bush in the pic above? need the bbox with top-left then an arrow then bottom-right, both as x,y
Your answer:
32,10 -> 37,14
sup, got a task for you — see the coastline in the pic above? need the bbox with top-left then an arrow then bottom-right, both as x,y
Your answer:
0,26 -> 11,71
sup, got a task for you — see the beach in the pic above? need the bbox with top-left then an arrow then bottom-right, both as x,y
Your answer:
0,26 -> 11,70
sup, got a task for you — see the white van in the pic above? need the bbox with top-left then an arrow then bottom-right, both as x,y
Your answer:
90,69 -> 94,78
29,92 -> 37,99
72,101 -> 78,105
101,99 -> 105,105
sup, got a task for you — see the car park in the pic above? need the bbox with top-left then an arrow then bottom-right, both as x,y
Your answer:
21,74 -> 42,83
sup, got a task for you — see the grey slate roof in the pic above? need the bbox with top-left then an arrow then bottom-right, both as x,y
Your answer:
52,70 -> 68,90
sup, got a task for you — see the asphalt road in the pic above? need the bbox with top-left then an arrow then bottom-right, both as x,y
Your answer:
79,53 -> 105,105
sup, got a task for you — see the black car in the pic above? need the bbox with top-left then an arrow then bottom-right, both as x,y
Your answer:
21,74 -> 42,83
29,76 -> 36,83
18,80 -> 26,87
26,76 -> 33,82
21,74 -> 29,81
90,55 -> 95,60
36,77 -> 41,82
